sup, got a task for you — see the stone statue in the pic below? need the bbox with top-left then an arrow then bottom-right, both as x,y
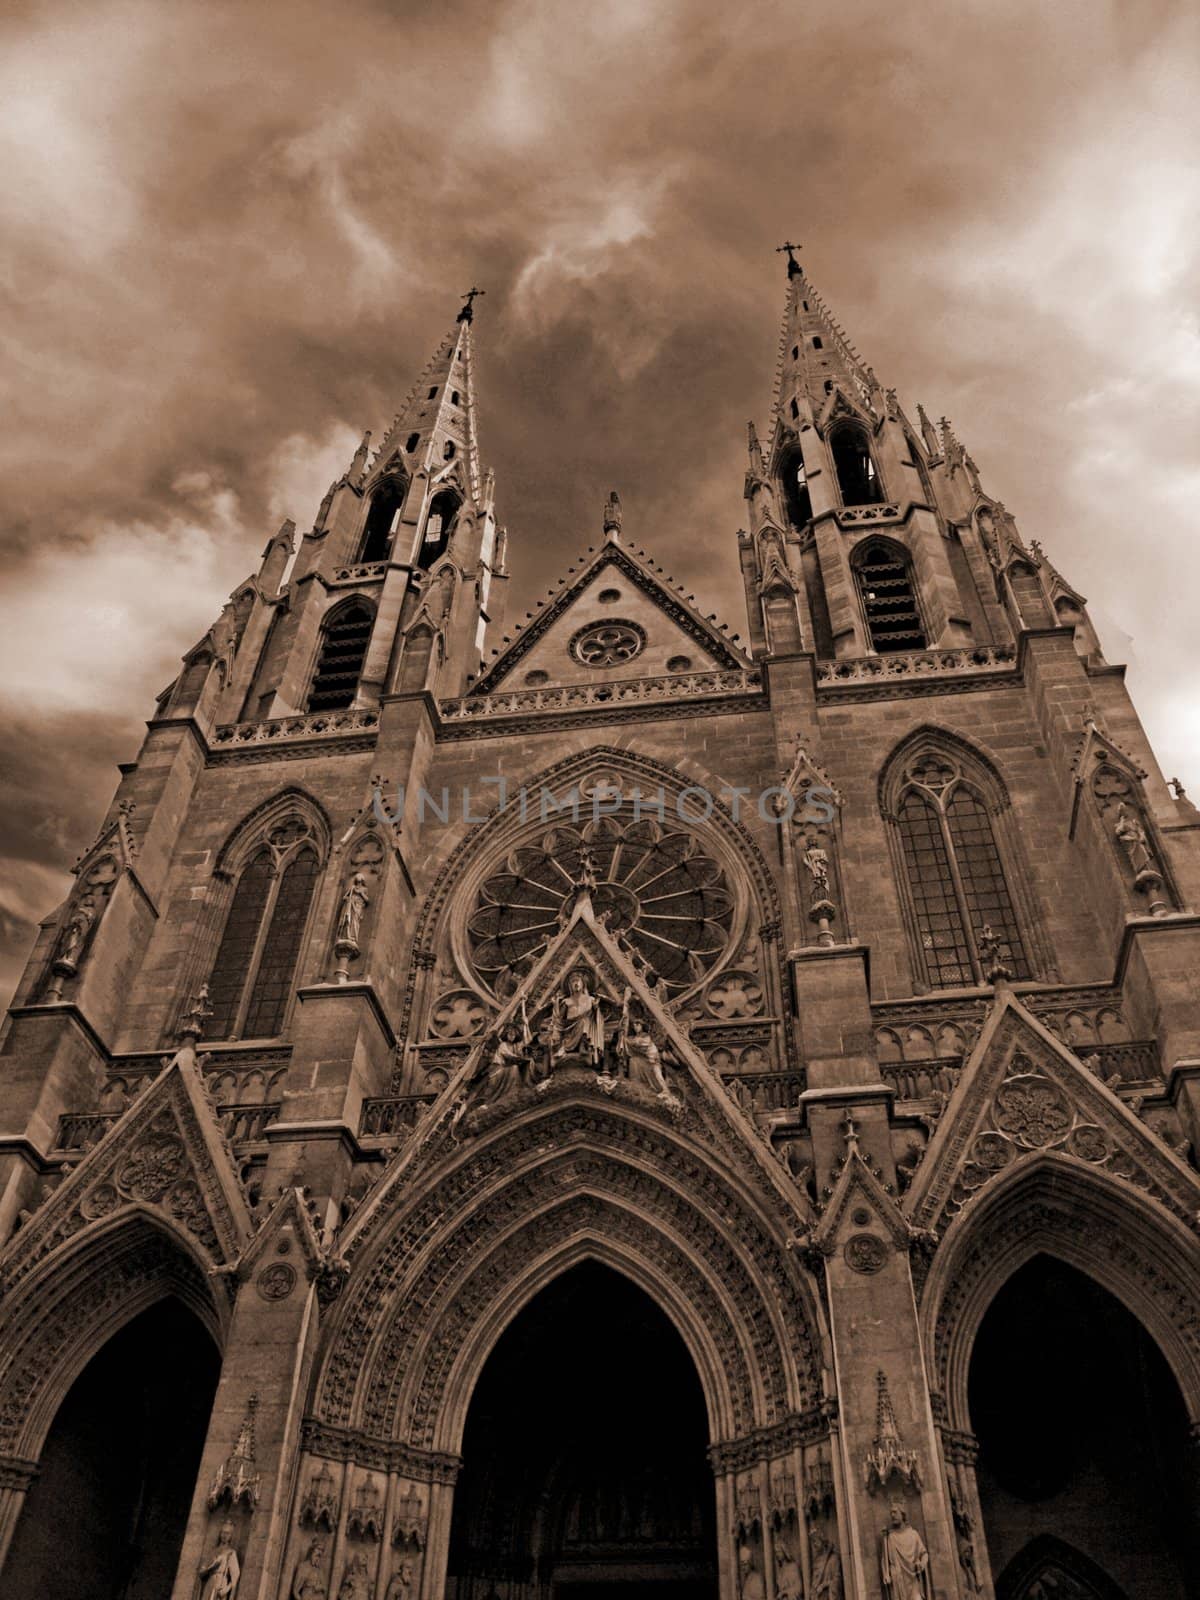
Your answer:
336,872 -> 371,950
618,997 -> 671,1097
880,1503 -> 930,1600
483,1019 -> 534,1101
197,1520 -> 241,1600
951,1492 -> 981,1592
603,490 -> 622,535
551,971 -> 606,1065
1113,802 -> 1154,878
384,1561 -> 415,1599
737,1543 -> 766,1600
292,1539 -> 329,1600
810,1527 -> 843,1600
56,894 -> 96,969
801,842 -> 831,900
337,1554 -> 370,1600
774,1541 -> 802,1600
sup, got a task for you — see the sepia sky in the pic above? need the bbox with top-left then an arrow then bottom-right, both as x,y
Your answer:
1,0 -> 1198,1006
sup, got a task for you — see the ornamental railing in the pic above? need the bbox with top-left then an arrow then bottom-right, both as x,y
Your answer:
331,561 -> 388,584
837,504 -> 902,525
817,645 -> 1017,685
360,1094 -> 437,1139
441,668 -> 762,721
54,1101 -> 281,1154
213,708 -> 380,747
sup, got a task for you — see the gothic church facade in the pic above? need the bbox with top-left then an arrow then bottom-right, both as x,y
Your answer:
2,254 -> 1199,1600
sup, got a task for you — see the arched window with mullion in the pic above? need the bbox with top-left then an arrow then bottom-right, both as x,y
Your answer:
890,747 -> 1032,990
242,847 -> 320,1038
206,829 -> 321,1040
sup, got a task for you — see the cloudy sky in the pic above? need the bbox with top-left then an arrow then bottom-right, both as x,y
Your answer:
2,0 -> 1198,1006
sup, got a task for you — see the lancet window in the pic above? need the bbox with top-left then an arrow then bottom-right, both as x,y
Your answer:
419,489 -> 460,569
206,817 -> 323,1039
306,599 -> 373,712
887,746 -> 1032,990
780,447 -> 813,528
853,539 -> 926,652
830,422 -> 883,505
360,475 -> 406,564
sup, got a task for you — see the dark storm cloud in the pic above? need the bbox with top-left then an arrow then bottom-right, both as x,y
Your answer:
2,0 -> 1198,1002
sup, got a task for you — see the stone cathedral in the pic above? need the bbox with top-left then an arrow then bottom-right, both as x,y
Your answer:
2,249 -> 1200,1600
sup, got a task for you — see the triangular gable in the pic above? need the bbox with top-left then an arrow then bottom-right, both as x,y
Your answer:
472,544 -> 747,693
1,1053 -> 253,1293
812,1139 -> 910,1255
904,989 -> 1200,1239
341,896 -> 811,1256
816,383 -> 873,435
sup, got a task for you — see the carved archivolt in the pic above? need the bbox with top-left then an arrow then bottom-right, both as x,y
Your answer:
922,1156 -> 1200,1434
0,1215 -> 222,1457
316,1099 -> 821,1450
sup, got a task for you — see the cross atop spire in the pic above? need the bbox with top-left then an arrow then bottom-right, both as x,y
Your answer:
457,285 -> 486,323
776,240 -> 803,278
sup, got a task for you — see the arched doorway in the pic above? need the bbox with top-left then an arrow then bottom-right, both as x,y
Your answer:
446,1261 -> 718,1599
4,1297 -> 220,1600
969,1255 -> 1200,1599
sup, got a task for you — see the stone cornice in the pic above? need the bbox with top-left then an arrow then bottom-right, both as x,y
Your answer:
707,1403 -> 837,1472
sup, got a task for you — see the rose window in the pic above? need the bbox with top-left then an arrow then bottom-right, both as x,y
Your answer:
570,621 -> 645,667
468,816 -> 734,996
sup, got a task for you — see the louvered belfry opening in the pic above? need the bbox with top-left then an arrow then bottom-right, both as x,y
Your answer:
854,539 -> 927,652
306,600 -> 373,712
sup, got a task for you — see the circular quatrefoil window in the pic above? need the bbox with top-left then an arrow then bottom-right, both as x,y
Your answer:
570,620 -> 645,668
467,815 -> 734,998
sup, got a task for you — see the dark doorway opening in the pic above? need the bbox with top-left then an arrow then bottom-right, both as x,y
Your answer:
447,1261 -> 717,1599
4,1297 -> 221,1600
970,1255 -> 1199,1600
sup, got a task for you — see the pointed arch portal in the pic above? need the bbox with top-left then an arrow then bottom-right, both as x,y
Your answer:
4,1298 -> 220,1600
447,1261 -> 717,1599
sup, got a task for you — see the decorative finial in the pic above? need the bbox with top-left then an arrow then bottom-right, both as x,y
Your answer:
863,1371 -> 922,1494
603,490 -> 622,539
457,285 -> 486,323
776,239 -> 803,278
208,1394 -> 261,1510
1169,777 -> 1188,801
843,1108 -> 860,1152
977,925 -> 1012,986
178,983 -> 213,1043
348,429 -> 371,481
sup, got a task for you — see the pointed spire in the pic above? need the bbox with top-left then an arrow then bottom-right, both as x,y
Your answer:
369,297 -> 485,503
347,429 -> 371,483
770,247 -> 876,431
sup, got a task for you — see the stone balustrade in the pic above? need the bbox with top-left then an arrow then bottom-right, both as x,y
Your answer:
331,561 -> 389,584
212,708 -> 380,747
837,503 -> 902,525
817,644 -> 1017,686
441,668 -> 762,722
360,1094 -> 437,1139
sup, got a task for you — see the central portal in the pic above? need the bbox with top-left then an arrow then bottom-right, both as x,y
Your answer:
446,1261 -> 718,1599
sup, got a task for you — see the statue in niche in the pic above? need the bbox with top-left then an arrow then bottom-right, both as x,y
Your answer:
810,1527 -> 843,1600
549,969 -> 606,1065
950,1491 -> 982,1592
197,1520 -> 241,1600
336,872 -> 371,951
801,840 -> 831,901
880,1503 -> 930,1600
774,1540 -> 802,1600
384,1561 -> 416,1600
337,1554 -> 370,1600
56,894 -> 96,970
292,1539 -> 329,1600
1113,802 -> 1156,879
737,1544 -> 766,1600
